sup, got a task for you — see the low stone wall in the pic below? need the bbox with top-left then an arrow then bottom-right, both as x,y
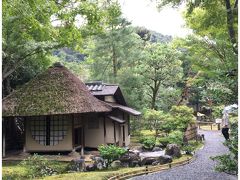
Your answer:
184,123 -> 198,141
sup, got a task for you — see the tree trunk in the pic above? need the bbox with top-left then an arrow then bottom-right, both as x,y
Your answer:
112,48 -> 117,78
151,78 -> 161,110
3,77 -> 11,97
151,90 -> 157,110
225,0 -> 238,54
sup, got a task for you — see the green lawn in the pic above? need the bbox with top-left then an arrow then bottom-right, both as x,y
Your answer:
2,161 -> 28,180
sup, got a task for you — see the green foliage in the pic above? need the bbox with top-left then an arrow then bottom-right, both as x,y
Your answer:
211,154 -> 238,175
167,130 -> 184,146
98,145 -> 127,164
182,140 -> 203,154
139,136 -> 156,150
117,68 -> 146,110
19,154 -> 68,178
86,1 -> 144,82
144,109 -> 167,138
211,116 -> 238,175
157,137 -> 170,148
170,105 -> 195,131
159,114 -> 176,134
2,0 -> 108,95
212,105 -> 225,119
139,42 -> 183,109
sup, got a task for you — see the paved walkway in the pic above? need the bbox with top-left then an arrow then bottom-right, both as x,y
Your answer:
132,130 -> 238,180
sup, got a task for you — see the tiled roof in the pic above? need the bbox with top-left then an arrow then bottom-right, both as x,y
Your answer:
86,82 -> 118,96
104,102 -> 141,116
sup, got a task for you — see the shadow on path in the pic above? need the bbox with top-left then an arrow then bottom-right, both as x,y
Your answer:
131,130 -> 237,180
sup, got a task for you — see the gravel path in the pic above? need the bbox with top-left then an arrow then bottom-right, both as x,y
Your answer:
131,130 -> 238,180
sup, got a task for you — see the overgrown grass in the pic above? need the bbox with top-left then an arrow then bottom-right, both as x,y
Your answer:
2,160 -> 68,180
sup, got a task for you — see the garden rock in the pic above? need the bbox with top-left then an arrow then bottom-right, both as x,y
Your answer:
69,157 -> 86,172
152,161 -> 159,166
120,151 -> 141,167
165,144 -> 181,158
196,134 -> 203,141
141,157 -> 159,166
158,155 -> 172,164
86,164 -> 96,171
91,156 -> 106,169
152,147 -> 162,152
111,160 -> 121,168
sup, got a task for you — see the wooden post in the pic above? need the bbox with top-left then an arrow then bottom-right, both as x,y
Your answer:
2,118 -> 5,158
122,125 -> 125,146
72,115 -> 75,149
23,117 -> 26,153
145,166 -> 148,175
211,124 -> 212,130
169,163 -> 172,168
81,123 -> 84,156
218,123 -> 220,130
113,122 -> 116,145
103,116 -> 106,145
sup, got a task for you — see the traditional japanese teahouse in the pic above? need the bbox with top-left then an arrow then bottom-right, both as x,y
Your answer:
2,62 -> 140,156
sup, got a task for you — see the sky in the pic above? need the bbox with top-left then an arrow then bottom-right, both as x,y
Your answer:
119,0 -> 192,37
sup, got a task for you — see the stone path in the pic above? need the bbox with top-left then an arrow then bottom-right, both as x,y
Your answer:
132,130 -> 238,180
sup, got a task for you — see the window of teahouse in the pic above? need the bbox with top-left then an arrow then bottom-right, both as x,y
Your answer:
30,115 -> 68,146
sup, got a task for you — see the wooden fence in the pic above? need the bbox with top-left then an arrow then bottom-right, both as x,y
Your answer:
196,121 -> 221,131
107,157 -> 195,180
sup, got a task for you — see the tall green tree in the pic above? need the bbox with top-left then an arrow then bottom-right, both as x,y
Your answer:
156,0 -> 238,54
138,43 -> 183,110
86,2 -> 143,83
3,0 -> 105,95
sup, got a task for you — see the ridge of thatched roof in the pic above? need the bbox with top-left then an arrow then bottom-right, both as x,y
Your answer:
2,63 -> 111,117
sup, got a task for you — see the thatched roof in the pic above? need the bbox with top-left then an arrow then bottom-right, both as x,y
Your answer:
3,63 -> 111,117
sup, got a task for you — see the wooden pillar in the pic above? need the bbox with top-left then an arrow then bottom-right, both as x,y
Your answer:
23,117 -> 27,153
113,122 -> 116,145
122,124 -> 125,146
3,118 -> 5,158
81,119 -> 85,156
72,115 -> 75,149
103,116 -> 106,144
119,124 -> 123,146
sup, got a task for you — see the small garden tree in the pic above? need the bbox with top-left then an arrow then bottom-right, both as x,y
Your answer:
98,145 -> 127,166
144,109 -> 167,139
170,105 -> 195,132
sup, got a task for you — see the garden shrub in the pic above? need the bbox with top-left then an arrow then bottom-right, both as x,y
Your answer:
139,136 -> 156,150
212,105 -> 225,119
182,145 -> 194,155
170,105 -> 195,132
168,130 -> 184,146
211,154 -> 237,175
157,137 -> 169,148
20,154 -> 67,178
98,145 -> 127,165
